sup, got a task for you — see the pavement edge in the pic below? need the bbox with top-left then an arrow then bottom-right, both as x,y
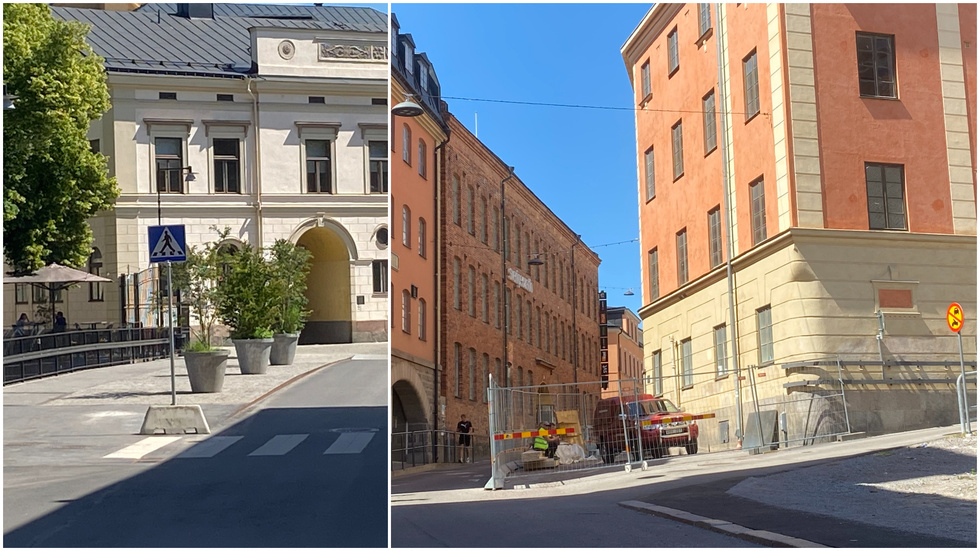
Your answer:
224,355 -> 355,422
618,500 -> 828,548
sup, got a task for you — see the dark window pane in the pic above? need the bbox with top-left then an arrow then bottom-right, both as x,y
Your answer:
213,138 -> 238,157
155,138 -> 180,156
306,140 -> 329,158
369,141 -> 387,158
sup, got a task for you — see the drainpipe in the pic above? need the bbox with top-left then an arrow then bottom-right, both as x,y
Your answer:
715,3 -> 743,447
500,166 -> 515,387
434,134 -> 449,461
246,78 -> 264,246
875,309 -> 886,376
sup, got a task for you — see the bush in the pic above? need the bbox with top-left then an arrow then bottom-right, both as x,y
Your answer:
269,239 -> 312,334
216,242 -> 278,340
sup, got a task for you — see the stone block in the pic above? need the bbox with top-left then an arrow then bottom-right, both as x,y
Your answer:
139,404 -> 211,435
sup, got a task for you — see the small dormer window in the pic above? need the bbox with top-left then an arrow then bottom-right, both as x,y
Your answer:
420,68 -> 428,92
403,43 -> 413,75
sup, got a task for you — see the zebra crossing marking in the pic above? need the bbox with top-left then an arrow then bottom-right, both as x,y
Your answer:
104,436 -> 181,459
248,434 -> 308,456
323,432 -> 375,455
175,435 -> 243,458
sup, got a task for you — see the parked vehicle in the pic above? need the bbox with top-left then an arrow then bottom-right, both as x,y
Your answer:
592,394 -> 699,462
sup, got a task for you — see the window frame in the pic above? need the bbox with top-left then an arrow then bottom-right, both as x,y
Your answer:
703,90 -> 717,154
154,137 -> 185,194
667,27 -> 680,76
676,229 -> 688,286
714,324 -> 728,378
698,3 -> 712,38
212,137 -> 242,194
88,247 -> 105,302
368,140 -> 388,193
401,205 -> 411,247
418,298 -> 427,341
640,60 -> 652,101
304,138 -> 333,194
401,289 -> 411,334
418,217 -> 427,258
671,120 -> 684,180
757,305 -> 774,365
743,50 -> 760,121
856,32 -> 897,99
865,162 -> 908,231
708,207 -> 723,268
402,124 -> 411,165
644,147 -> 656,202
371,259 -> 388,295
681,338 -> 693,388
750,178 -> 767,245
648,248 -> 659,301
417,138 -> 427,178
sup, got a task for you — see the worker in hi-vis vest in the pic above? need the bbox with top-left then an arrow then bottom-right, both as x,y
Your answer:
532,422 -> 559,458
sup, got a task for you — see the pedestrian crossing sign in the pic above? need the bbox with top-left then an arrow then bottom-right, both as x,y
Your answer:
148,225 -> 187,263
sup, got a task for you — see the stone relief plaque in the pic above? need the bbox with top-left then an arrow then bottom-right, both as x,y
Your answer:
318,43 -> 388,62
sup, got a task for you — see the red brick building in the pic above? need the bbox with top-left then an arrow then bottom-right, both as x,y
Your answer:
601,305 -> 644,399
623,3 -> 976,447
439,114 -> 602,452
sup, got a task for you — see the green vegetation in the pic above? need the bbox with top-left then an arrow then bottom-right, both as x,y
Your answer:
269,239 -> 312,335
3,3 -> 118,272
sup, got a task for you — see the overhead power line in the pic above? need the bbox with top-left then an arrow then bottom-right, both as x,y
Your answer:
441,95 -> 769,118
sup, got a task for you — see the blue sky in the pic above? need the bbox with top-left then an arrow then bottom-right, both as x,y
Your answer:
392,2 -> 653,318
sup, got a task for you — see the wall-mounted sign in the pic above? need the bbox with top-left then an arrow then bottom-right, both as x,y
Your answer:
508,268 -> 533,293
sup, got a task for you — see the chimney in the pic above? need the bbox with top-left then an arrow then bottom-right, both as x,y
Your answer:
176,3 -> 213,19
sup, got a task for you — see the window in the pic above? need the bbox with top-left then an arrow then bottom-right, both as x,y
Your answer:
452,177 -> 461,225
402,125 -> 411,164
676,229 -> 688,285
155,137 -> 183,193
698,3 -> 712,36
526,300 -> 532,344
89,139 -> 100,153
492,206 -> 500,251
217,93 -> 234,102
750,179 -> 767,245
305,139 -> 331,193
480,198 -> 488,243
703,90 -> 717,154
644,148 -> 655,201
708,207 -> 723,268
653,350 -> 663,395
640,61 -> 651,99
505,288 -> 512,335
494,281 -> 501,328
757,306 -> 773,364
504,216 -> 511,261
681,338 -> 693,387
369,141 -> 388,193
536,307 -> 542,348
467,186 -> 475,235
453,257 -> 461,310
865,163 -> 907,230
401,290 -> 411,333
308,96 -> 325,104
454,343 -> 462,397
857,33 -> 896,98
401,205 -> 411,247
15,283 -> 28,304
34,286 -> 63,304
517,298 -> 523,339
667,27 -> 679,75
468,266 -> 476,317
412,297 -> 426,341
481,274 -> 490,322
714,325 -> 728,377
213,138 -> 240,193
372,260 -> 388,293
417,139 -> 426,177
743,50 -> 760,119
418,218 -> 426,258
482,354 -> 490,404
469,348 -> 477,400
159,91 -> 177,100
671,120 -> 684,179
88,248 -> 104,302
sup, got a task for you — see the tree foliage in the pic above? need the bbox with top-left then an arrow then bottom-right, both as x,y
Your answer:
3,3 -> 118,273
269,239 -> 312,334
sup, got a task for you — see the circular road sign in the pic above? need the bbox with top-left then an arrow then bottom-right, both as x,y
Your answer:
947,303 -> 964,333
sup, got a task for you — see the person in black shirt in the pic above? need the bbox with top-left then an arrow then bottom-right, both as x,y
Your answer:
456,414 -> 473,463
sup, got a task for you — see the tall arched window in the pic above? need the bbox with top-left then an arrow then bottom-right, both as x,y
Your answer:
88,248 -> 104,302
402,205 -> 411,247
417,138 -> 427,177
401,290 -> 411,334
402,124 -> 411,164
417,299 -> 426,341
418,218 -> 426,258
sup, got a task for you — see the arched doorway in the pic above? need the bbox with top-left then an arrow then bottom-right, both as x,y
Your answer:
392,379 -> 430,464
295,224 -> 354,344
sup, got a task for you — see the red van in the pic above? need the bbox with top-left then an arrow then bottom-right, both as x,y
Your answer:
592,394 -> 699,462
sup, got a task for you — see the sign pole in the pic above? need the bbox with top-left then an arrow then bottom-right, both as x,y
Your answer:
168,259 -> 176,406
958,331 -> 969,434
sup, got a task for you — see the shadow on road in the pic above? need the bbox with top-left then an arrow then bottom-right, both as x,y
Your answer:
4,406 -> 387,548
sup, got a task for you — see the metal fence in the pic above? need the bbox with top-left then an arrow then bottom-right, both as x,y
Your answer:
3,326 -> 187,384
391,428 -> 491,470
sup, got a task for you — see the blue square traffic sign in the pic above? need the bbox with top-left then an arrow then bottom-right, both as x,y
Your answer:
148,225 -> 187,263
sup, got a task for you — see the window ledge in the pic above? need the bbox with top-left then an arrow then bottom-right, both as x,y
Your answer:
704,145 -> 717,157
682,384 -> 694,391
673,172 -> 684,182
668,65 -> 680,78
745,111 -> 761,124
638,92 -> 653,107
645,196 -> 656,204
860,94 -> 900,101
695,27 -> 714,48
715,373 -> 730,382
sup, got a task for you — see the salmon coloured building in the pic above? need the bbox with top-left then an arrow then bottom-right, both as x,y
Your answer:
622,3 -> 976,449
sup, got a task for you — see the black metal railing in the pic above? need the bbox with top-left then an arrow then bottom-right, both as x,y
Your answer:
3,326 -> 189,385
391,429 -> 490,470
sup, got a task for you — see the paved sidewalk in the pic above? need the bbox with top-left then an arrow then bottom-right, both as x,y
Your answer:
4,342 -> 388,431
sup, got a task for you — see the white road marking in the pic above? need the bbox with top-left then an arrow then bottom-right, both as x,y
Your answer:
324,432 -> 375,455
104,436 -> 181,459
176,435 -> 243,458
351,354 -> 387,361
248,434 -> 309,456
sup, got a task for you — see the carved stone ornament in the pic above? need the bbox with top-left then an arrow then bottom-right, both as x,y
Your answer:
278,40 -> 296,60
318,43 -> 388,62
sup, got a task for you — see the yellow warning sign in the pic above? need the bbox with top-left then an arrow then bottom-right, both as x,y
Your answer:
947,302 -> 964,333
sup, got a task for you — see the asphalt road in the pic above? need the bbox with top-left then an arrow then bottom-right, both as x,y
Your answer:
4,358 -> 387,547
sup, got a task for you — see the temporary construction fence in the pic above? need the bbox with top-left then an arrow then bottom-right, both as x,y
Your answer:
484,374 -> 715,488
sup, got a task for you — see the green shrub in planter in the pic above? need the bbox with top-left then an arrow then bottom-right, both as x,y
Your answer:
216,243 -> 278,340
269,240 -> 312,365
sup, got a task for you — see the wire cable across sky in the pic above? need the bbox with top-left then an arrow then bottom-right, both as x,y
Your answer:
441,95 -> 769,118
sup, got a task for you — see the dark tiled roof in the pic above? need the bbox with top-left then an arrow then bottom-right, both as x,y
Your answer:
52,4 -> 387,78
138,3 -> 387,33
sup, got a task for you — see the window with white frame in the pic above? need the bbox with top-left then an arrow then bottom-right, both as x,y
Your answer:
645,147 -> 655,201
750,178 -> 767,245
418,218 -> 426,258
213,138 -> 241,193
681,338 -> 693,387
372,260 -> 387,294
714,324 -> 728,377
402,125 -> 411,165
743,50 -> 760,119
417,138 -> 426,178
369,141 -> 388,193
401,290 -> 411,333
88,248 -> 104,302
401,205 -> 411,247
418,299 -> 426,341
667,27 -> 679,75
671,120 -> 684,179
305,139 -> 332,193
155,137 -> 184,193
703,90 -> 717,154
758,305 -> 773,364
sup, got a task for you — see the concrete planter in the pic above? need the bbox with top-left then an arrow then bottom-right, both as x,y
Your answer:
233,338 -> 274,374
270,333 -> 300,365
184,350 -> 229,393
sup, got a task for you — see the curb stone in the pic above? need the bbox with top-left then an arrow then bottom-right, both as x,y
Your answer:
619,500 -> 828,548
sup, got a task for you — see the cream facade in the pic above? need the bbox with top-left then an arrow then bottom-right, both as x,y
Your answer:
5,6 -> 389,344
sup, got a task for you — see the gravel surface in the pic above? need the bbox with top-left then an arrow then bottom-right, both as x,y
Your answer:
728,432 -> 978,544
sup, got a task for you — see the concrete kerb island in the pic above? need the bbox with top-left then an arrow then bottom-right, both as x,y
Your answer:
140,404 -> 211,435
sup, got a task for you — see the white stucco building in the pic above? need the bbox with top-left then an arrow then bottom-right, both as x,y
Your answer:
5,3 -> 389,343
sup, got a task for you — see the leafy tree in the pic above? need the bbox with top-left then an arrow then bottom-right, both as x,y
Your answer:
269,239 -> 312,334
3,3 -> 118,273
170,227 -> 233,350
